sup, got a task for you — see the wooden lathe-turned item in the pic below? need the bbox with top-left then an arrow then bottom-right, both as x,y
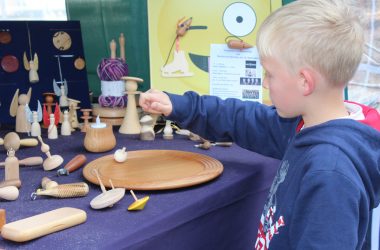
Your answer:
119,76 -> 143,134
91,103 -> 125,126
80,108 -> 92,132
84,120 -> 116,153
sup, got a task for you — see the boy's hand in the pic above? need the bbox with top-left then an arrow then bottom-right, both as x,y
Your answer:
139,89 -> 173,116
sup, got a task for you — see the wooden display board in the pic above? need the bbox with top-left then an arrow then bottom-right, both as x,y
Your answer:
0,21 -> 91,124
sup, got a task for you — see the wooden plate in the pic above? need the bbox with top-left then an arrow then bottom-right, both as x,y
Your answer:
1,55 -> 19,73
83,150 -> 223,190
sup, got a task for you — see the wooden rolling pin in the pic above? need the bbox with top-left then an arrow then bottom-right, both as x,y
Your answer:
0,157 -> 43,167
56,154 -> 87,176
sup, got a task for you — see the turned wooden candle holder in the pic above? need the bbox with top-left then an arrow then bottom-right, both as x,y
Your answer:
84,124 -> 116,153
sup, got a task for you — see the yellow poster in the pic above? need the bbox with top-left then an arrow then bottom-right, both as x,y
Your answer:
148,0 -> 281,103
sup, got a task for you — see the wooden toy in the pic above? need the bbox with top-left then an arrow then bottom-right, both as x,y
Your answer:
80,108 -> 92,132
53,31 -> 72,51
114,147 -> 127,163
0,179 -> 21,189
61,110 -> 71,136
42,92 -> 56,116
140,115 -> 155,141
84,122 -> 116,153
1,207 -> 87,242
127,190 -> 149,211
90,170 -> 125,209
67,98 -> 80,130
41,177 -> 58,190
74,57 -> 86,70
163,120 -> 174,140
0,209 -> 5,231
226,38 -> 252,50
4,149 -> 19,184
56,154 -> 87,176
47,114 -> 58,139
37,136 -> 64,171
43,101 -> 60,129
30,111 -> 42,137
9,87 -> 32,133
194,141 -> 233,150
31,182 -> 89,200
119,76 -> 143,134
0,186 -> 19,201
0,156 -> 43,167
53,79 -> 69,107
1,132 -> 38,151
23,52 -> 39,83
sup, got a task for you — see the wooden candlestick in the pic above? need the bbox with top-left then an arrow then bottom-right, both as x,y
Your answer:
119,76 -> 143,134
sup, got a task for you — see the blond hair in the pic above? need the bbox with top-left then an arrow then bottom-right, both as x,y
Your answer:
257,0 -> 364,86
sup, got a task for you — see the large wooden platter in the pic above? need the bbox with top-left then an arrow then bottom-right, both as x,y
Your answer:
82,150 -> 223,190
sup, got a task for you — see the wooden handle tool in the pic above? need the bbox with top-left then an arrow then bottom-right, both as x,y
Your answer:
57,154 -> 87,176
19,138 -> 38,147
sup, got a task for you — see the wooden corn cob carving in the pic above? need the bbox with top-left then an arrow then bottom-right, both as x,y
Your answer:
34,182 -> 89,199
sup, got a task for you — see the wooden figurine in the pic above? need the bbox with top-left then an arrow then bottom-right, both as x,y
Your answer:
26,100 -> 42,137
42,92 -> 55,116
48,114 -> 58,139
119,76 -> 143,134
68,98 -> 80,130
90,170 -> 125,209
0,186 -> 19,201
140,115 -> 155,141
128,190 -> 149,211
53,79 -> 69,107
4,149 -> 19,184
37,136 -> 63,171
23,52 -> 39,83
10,88 -> 32,133
163,120 -> 174,140
61,110 -> 71,136
114,147 -> 127,163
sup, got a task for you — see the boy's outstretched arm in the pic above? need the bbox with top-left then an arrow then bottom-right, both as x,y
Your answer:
139,89 -> 173,116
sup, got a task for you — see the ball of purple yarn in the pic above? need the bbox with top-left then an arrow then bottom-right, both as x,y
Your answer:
98,95 -> 128,108
97,58 -> 129,81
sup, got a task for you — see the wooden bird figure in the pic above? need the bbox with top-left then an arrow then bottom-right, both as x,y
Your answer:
10,88 -> 32,133
23,52 -> 39,83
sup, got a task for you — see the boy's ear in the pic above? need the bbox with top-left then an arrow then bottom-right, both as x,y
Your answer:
298,68 -> 315,96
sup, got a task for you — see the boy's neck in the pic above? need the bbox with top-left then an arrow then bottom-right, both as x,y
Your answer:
301,93 -> 348,128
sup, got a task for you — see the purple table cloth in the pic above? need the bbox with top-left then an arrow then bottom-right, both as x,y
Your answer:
0,130 -> 279,249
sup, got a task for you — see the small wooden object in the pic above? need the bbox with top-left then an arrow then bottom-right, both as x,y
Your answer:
41,177 -> 58,190
68,98 -> 80,130
31,111 -> 41,137
1,207 -> 87,242
0,186 -> 19,201
119,76 -> 143,134
31,182 -> 89,199
47,114 -> 58,139
91,103 -> 125,126
114,147 -> 127,163
163,120 -> 174,140
0,179 -> 21,189
9,88 -> 32,133
4,149 -> 19,183
128,190 -> 149,211
0,156 -> 43,167
0,209 -> 5,231
84,123 -> 116,153
23,52 -> 39,83
57,154 -> 87,176
140,115 -> 155,141
1,132 -> 38,151
80,108 -> 92,132
61,110 -> 71,136
119,33 -> 126,61
90,170 -> 125,209
37,136 -> 64,171
43,92 -> 55,115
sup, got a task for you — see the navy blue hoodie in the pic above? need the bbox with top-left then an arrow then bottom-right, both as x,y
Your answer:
167,91 -> 380,249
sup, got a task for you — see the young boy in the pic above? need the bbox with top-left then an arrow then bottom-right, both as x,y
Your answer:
139,0 -> 380,249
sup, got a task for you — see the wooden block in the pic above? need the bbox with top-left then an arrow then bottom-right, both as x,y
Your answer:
1,207 -> 86,242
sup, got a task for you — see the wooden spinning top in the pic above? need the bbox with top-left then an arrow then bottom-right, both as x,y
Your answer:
90,170 -> 125,209
128,190 -> 149,211
37,136 -> 63,171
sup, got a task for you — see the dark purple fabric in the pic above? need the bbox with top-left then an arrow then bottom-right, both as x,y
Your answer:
0,130 -> 279,249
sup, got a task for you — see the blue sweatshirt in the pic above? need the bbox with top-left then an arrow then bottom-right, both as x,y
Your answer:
167,91 -> 380,250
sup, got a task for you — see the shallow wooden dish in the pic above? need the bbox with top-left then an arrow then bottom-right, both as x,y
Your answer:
82,150 -> 223,190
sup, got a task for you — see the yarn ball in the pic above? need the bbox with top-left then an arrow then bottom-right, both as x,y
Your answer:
97,58 -> 129,81
98,95 -> 127,108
